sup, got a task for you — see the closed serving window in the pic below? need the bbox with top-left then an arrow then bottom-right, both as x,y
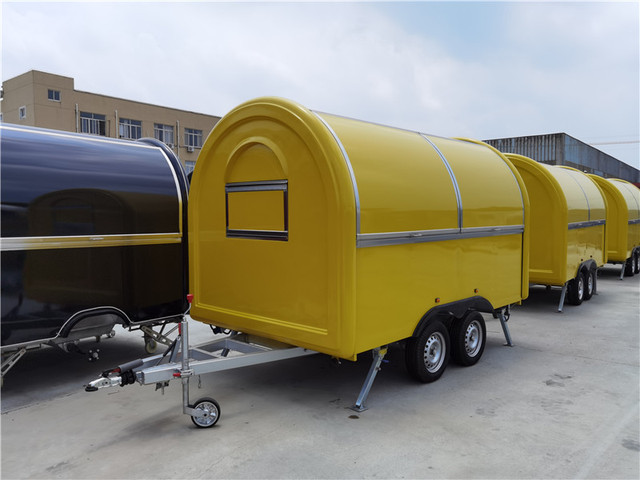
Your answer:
225,180 -> 288,241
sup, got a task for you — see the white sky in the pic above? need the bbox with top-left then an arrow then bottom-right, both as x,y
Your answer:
1,0 -> 639,168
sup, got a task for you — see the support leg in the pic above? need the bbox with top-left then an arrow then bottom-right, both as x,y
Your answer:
558,283 -> 568,313
350,346 -> 388,412
619,264 -> 625,280
498,308 -> 513,347
1,347 -> 27,379
178,317 -> 194,416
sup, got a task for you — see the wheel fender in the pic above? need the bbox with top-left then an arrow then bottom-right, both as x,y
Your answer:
412,297 -> 494,338
58,307 -> 130,338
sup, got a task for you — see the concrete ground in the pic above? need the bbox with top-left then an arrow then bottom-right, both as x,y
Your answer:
1,265 -> 638,479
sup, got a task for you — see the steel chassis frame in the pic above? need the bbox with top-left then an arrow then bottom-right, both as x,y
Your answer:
86,308 -> 515,424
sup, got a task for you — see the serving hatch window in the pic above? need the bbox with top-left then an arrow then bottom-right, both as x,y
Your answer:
225,180 -> 288,241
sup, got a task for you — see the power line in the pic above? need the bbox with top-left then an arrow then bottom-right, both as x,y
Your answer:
589,140 -> 639,146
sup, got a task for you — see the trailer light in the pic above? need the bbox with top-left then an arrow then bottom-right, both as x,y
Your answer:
474,288 -> 479,294
187,293 -> 194,304
435,298 -> 441,303
173,372 -> 181,378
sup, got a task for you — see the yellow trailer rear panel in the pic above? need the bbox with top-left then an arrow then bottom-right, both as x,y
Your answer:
589,175 -> 640,275
189,97 -> 529,360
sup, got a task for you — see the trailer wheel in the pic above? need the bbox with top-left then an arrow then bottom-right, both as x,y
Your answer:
190,397 -> 220,428
624,257 -> 635,277
405,321 -> 450,383
583,269 -> 595,301
144,337 -> 157,354
567,273 -> 585,306
634,250 -> 640,275
451,312 -> 486,366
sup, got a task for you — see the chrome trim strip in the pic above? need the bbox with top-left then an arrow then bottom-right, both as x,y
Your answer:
227,229 -> 288,241
357,225 -> 524,248
312,112 -> 362,234
1,233 -> 182,252
564,172 -> 592,221
567,219 -> 606,230
226,180 -> 288,192
618,182 -> 640,213
420,135 -> 463,229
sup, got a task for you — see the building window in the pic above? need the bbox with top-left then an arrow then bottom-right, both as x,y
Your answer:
48,89 -> 61,101
119,118 -> 142,140
184,128 -> 203,148
19,106 -> 26,120
154,123 -> 174,146
80,112 -> 106,136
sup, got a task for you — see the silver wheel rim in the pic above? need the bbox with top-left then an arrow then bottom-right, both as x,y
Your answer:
586,272 -> 594,296
423,332 -> 446,373
465,320 -> 483,357
577,275 -> 584,299
193,401 -> 218,427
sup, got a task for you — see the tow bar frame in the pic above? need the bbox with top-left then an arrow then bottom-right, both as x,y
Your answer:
85,316 -> 317,427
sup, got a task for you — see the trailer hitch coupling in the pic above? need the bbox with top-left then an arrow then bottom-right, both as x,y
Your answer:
85,375 -> 122,392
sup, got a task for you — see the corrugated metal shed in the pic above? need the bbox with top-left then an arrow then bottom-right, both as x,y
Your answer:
484,133 -> 639,184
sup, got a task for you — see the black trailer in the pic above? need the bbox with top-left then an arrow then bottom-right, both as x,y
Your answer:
1,124 -> 189,379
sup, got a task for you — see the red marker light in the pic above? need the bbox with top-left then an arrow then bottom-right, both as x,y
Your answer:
435,298 -> 441,303
187,293 -> 194,304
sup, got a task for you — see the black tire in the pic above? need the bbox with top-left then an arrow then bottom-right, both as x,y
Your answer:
624,257 -> 634,277
634,250 -> 640,275
583,269 -> 595,301
405,321 -> 450,383
450,312 -> 486,366
567,273 -> 585,306
144,337 -> 157,354
190,397 -> 220,428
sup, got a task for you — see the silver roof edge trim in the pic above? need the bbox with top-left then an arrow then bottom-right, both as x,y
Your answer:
311,111 -> 361,234
420,134 -> 463,229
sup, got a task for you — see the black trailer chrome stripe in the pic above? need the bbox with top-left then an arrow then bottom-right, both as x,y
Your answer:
420,135 -> 463,230
312,112 -> 362,234
156,148 -> 185,235
1,233 -> 182,251
567,219 -> 606,230
0,124 -> 162,150
357,225 -> 524,248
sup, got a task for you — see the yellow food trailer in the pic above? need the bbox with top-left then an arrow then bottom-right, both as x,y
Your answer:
588,175 -> 640,278
87,97 -> 531,424
506,154 -> 606,311
188,97 -> 528,388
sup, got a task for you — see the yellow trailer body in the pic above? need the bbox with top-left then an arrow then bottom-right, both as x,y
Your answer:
588,175 -> 640,273
506,154 -> 606,290
189,97 -> 528,360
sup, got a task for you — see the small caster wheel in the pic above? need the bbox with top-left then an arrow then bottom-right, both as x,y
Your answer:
190,397 -> 220,428
144,338 -> 157,354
